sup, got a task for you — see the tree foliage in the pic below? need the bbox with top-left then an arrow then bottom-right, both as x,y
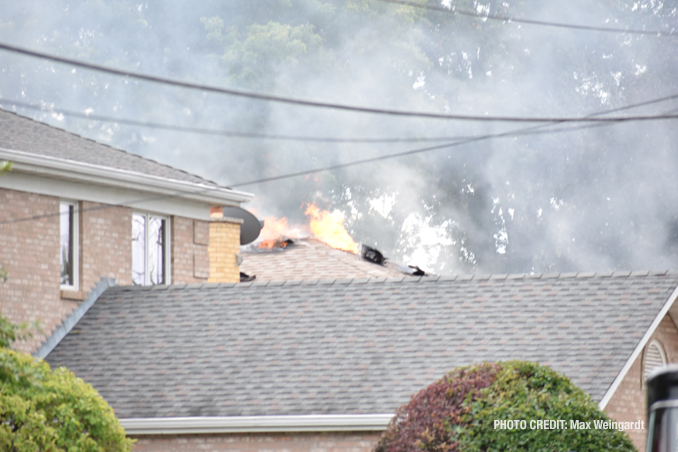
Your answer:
375,361 -> 637,452
0,316 -> 133,452
2,0 -> 678,274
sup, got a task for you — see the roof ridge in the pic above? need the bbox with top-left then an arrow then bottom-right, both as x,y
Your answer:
108,269 -> 677,291
0,107 -> 224,188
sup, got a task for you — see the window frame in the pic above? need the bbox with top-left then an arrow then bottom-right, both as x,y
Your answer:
132,212 -> 171,286
59,200 -> 79,291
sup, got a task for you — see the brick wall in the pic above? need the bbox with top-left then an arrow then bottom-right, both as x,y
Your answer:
604,314 -> 678,451
208,218 -> 241,284
0,187 -> 217,352
171,217 -> 210,284
81,201 -> 133,290
0,188 -> 76,352
131,431 -> 382,452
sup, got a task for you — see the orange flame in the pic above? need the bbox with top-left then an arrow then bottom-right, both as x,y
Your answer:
256,215 -> 310,249
304,203 -> 359,254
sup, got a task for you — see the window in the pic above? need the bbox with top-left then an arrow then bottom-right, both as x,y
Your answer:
60,201 -> 78,289
132,213 -> 170,285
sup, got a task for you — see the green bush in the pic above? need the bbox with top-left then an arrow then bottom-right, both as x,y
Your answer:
0,331 -> 133,451
375,361 -> 637,452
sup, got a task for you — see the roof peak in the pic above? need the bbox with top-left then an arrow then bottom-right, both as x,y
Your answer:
113,269 -> 674,292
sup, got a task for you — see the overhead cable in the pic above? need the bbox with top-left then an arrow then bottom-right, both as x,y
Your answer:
2,92 -> 677,225
229,91 -> 678,186
0,99 -> 474,144
1,42 -> 678,123
374,0 -> 678,37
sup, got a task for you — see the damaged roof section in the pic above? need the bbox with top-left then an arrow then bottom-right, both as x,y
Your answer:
239,238 -> 411,281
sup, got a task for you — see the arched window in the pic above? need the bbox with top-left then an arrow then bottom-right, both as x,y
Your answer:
643,340 -> 668,387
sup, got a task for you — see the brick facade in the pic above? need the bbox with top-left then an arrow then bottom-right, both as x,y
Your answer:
171,216 -> 211,284
81,201 -> 133,290
131,431 -> 382,452
0,187 -> 239,351
208,218 -> 242,284
0,188 -> 76,352
604,314 -> 678,451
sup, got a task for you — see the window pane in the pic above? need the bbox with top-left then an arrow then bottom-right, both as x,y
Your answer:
148,217 -> 165,285
60,203 -> 73,285
132,214 -> 146,285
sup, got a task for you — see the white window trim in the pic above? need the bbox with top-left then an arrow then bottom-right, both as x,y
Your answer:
60,200 -> 79,291
133,212 -> 171,286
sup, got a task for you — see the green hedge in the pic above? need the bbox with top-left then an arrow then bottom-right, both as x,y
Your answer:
375,361 -> 637,452
0,347 -> 133,452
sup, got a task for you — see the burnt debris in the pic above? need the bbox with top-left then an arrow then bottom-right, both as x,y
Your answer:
397,264 -> 427,276
241,238 -> 295,253
361,244 -> 386,266
240,272 -> 256,282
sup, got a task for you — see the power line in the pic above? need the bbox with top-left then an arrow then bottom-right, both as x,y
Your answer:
2,92 -> 677,225
229,123 -> 616,187
6,91 -> 678,142
230,92 -> 678,186
374,0 -> 678,37
0,122 -> 594,226
2,42 -> 678,124
0,99 -> 474,144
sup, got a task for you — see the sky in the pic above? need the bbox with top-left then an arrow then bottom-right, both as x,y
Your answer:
1,0 -> 677,275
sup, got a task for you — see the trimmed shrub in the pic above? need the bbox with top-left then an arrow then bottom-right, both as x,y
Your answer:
0,347 -> 133,452
375,361 -> 637,452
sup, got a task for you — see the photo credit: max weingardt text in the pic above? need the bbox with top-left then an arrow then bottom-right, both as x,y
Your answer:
493,419 -> 645,431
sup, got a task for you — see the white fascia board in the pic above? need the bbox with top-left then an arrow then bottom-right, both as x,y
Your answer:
0,148 -> 253,206
598,281 -> 678,410
1,171 -> 213,221
119,414 -> 394,435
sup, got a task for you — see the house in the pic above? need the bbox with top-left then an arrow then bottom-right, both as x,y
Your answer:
0,108 -> 252,351
2,108 -> 674,452
44,270 -> 678,452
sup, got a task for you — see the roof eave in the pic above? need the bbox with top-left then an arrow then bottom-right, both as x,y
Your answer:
598,279 -> 678,410
0,148 -> 254,206
119,414 -> 394,435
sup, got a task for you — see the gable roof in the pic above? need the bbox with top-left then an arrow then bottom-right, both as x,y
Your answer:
0,108 -> 253,208
45,270 -> 678,420
0,108 -> 217,186
240,238 -> 412,281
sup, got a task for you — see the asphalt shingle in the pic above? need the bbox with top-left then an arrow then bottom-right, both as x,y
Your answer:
240,238 -> 411,281
0,108 -> 221,187
46,271 -> 678,418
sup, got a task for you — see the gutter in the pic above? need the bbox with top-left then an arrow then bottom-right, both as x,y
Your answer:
119,414 -> 394,435
0,148 -> 253,205
34,278 -> 115,359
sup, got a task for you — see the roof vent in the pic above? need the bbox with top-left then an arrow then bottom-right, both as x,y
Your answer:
361,244 -> 386,266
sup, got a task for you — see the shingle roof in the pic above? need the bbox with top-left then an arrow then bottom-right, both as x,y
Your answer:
240,238 -> 410,281
0,108 -> 220,186
46,270 -> 678,419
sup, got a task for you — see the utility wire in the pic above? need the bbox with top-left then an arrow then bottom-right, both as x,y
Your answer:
230,92 -> 678,186
229,122 -> 612,187
374,0 -> 678,37
0,98 -> 474,144
0,122 -> 596,226
2,42 -> 678,124
2,92 -> 678,225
